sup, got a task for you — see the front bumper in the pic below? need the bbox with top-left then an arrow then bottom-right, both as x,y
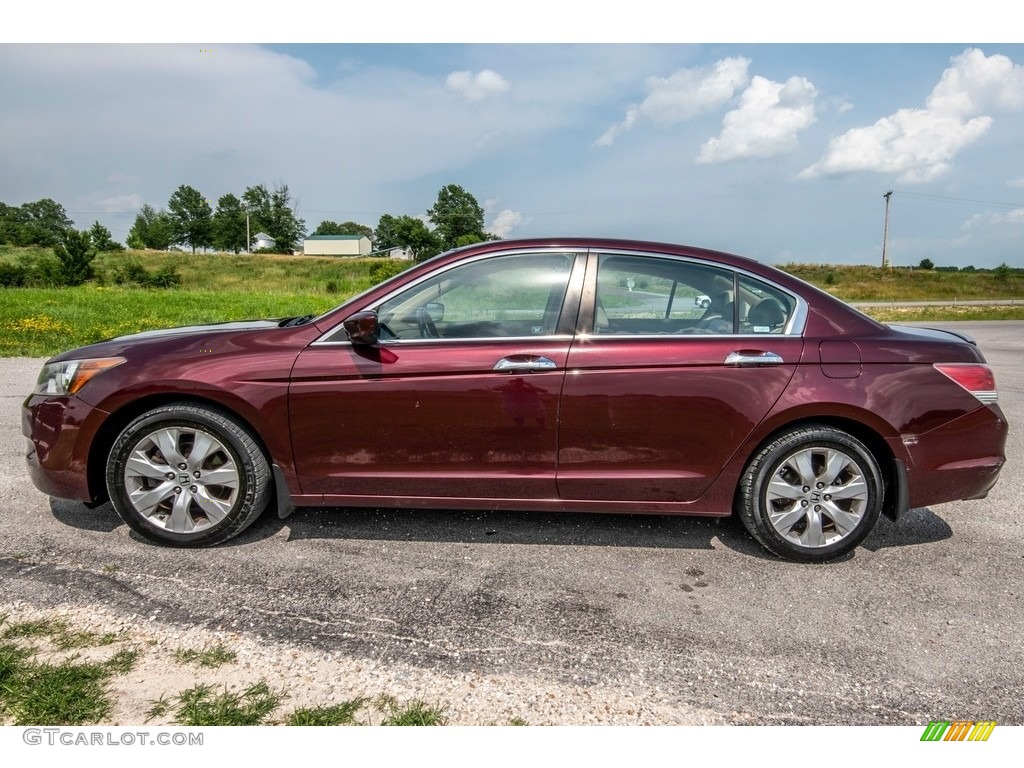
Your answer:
23,394 -> 110,503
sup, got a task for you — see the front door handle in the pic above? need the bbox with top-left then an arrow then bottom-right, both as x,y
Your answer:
493,356 -> 558,373
725,351 -> 784,366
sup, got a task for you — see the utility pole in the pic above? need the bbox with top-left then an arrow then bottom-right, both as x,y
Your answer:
881,190 -> 893,269
246,212 -> 250,254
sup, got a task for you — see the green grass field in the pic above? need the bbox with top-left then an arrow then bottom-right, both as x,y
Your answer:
0,248 -> 396,356
1,247 -> 1022,357
782,262 -> 1024,301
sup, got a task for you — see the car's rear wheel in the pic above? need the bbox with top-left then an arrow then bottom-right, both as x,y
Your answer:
106,403 -> 271,547
737,425 -> 883,562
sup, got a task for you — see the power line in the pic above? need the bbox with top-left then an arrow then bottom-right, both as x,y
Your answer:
895,190 -> 1024,210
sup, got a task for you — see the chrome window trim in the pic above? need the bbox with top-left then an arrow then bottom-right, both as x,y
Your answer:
576,331 -> 804,341
311,333 -> 575,348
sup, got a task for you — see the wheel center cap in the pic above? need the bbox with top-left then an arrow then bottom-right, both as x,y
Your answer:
809,490 -> 822,503
178,473 -> 191,485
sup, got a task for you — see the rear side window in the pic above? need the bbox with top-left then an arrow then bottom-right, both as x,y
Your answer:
737,275 -> 796,334
593,254 -> 797,335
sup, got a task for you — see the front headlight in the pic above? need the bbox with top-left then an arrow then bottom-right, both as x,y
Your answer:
34,357 -> 126,396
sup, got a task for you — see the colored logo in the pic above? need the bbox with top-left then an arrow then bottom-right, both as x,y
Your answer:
921,720 -> 996,741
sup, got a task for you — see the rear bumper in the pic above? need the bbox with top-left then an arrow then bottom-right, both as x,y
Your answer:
899,404 -> 1008,509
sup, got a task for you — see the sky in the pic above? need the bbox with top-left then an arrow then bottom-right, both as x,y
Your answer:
2,5 -> 1023,267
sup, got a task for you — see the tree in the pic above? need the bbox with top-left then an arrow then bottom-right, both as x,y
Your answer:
212,193 -> 248,253
427,184 -> 486,250
242,183 -> 305,253
918,258 -> 935,270
53,229 -> 96,285
242,183 -> 272,230
313,220 -> 373,238
126,204 -> 174,251
89,221 -> 123,252
167,185 -> 213,253
0,202 -> 19,244
8,198 -> 74,247
269,184 -> 305,253
375,213 -> 442,262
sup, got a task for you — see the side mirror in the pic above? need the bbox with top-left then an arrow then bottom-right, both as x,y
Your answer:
343,310 -> 379,345
424,301 -> 445,322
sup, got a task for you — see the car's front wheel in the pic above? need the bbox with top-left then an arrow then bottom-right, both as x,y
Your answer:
106,403 -> 271,547
737,425 -> 883,562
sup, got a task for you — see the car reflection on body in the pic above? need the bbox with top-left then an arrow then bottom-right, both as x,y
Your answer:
23,238 -> 1008,561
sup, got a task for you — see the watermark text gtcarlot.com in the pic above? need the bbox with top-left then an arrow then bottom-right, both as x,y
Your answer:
22,729 -> 203,747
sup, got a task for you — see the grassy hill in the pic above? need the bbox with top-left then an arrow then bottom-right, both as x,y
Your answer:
780,262 -> 1024,302
1,246 -> 1022,357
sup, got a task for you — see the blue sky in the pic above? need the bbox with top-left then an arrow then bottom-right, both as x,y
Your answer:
2,8 -> 1023,267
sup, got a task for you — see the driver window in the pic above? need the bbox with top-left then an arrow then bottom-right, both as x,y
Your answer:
376,252 -> 575,340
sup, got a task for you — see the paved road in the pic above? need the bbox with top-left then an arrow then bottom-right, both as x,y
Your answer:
1,321 -> 1021,724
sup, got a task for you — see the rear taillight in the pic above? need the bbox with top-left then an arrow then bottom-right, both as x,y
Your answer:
934,363 -> 998,404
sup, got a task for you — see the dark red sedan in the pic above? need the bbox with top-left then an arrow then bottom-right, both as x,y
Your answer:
23,239 -> 1008,561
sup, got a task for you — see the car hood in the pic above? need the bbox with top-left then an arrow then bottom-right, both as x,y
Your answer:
111,319 -> 284,341
47,318 -> 297,364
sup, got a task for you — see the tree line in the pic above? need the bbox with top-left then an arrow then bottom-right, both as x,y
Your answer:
126,181 -> 494,260
128,183 -> 306,254
2,182 -> 498,264
1,198 -> 119,252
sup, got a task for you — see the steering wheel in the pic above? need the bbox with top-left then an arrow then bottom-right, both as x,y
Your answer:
378,321 -> 398,341
416,307 -> 439,339
695,315 -> 731,333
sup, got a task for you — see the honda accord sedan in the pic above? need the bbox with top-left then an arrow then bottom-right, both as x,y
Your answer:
23,238 -> 1008,561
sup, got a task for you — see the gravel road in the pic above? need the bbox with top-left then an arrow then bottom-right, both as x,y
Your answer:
2,321 -> 1021,725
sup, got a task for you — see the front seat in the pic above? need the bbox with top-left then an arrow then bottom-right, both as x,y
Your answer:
747,298 -> 787,332
697,290 -> 734,332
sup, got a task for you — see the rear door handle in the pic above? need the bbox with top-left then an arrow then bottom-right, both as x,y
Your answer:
493,356 -> 558,372
725,351 -> 784,366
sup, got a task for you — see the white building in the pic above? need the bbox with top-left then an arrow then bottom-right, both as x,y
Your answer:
374,246 -> 414,261
252,232 -> 276,251
303,235 -> 372,256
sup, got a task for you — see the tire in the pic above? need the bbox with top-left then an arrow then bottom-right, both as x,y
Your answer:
737,425 -> 883,562
106,403 -> 271,547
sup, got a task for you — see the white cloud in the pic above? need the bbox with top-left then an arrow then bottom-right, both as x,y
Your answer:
487,209 -> 523,238
1007,177 -> 1024,189
697,75 -> 817,164
927,48 -> 1024,116
595,57 -> 750,147
107,171 -> 140,187
802,48 -> 1024,184
800,109 -> 992,184
73,192 -> 144,213
445,69 -> 511,101
961,208 -> 1024,229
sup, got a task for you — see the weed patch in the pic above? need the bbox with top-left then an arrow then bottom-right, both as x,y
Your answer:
377,695 -> 447,726
286,699 -> 365,726
174,644 -> 237,668
151,682 -> 285,726
0,650 -> 112,725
